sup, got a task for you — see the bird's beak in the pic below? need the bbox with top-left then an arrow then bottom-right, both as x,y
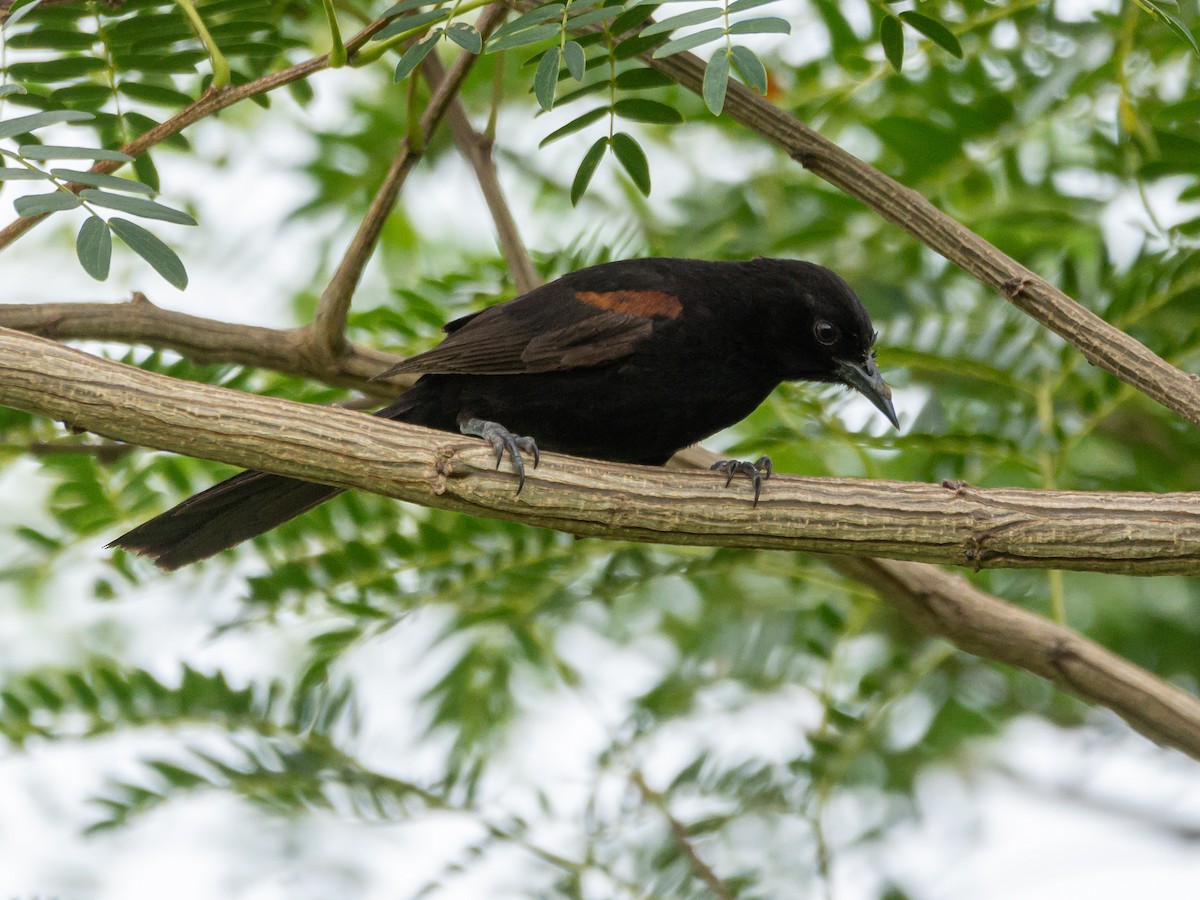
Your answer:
835,356 -> 899,429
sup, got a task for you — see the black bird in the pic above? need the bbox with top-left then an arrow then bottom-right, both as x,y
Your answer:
110,257 -> 898,570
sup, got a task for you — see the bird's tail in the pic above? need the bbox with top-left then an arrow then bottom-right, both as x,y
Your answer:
108,470 -> 343,571
108,392 -> 434,571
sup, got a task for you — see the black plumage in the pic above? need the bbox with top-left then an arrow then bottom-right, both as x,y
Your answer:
110,257 -> 897,570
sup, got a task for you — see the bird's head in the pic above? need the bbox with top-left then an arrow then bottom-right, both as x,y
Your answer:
756,259 -> 899,429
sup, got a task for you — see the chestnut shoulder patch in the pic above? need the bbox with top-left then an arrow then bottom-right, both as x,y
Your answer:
575,289 -> 683,318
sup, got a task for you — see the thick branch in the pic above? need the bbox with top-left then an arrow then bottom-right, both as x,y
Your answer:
632,47 -> 1200,428
4,327 -> 1200,570
422,54 -> 540,295
310,4 -> 508,358
829,555 -> 1200,760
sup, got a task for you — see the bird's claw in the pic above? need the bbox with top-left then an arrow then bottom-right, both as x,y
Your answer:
459,418 -> 539,494
710,455 -> 773,506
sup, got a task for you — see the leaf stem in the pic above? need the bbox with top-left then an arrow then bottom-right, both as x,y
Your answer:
173,0 -> 229,89
321,0 -> 348,67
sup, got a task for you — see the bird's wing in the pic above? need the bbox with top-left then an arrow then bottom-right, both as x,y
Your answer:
376,281 -> 683,377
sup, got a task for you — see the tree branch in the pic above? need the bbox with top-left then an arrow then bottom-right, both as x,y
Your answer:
422,54 -> 540,296
629,39 -> 1200,431
828,555 -> 1200,762
6,328 -> 1200,577
309,4 -> 509,360
631,770 -> 733,899
0,293 -> 410,397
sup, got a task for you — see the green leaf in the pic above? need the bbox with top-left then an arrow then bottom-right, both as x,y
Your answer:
534,46 -> 561,111
445,22 -> 482,54
490,3 -> 563,38
641,8 -> 724,37
614,67 -> 675,90
76,216 -> 112,281
562,40 -> 586,81
566,7 -> 621,29
486,23 -> 560,52
109,217 -> 188,289
0,85 -> 27,98
553,79 -> 609,107
393,32 -> 440,82
14,191 -> 81,216
133,153 -> 161,193
7,58 -> 107,80
898,11 -> 962,58
0,167 -> 49,181
51,169 -> 155,194
729,45 -> 767,94
79,190 -> 196,226
570,136 -> 607,206
727,16 -> 790,35
614,33 -> 667,60
703,48 -> 730,115
1151,4 -> 1200,57
610,4 -> 659,36
17,145 -> 134,162
7,28 -> 97,51
373,8 -> 450,40
540,106 -> 608,146
0,110 -> 94,140
727,0 -> 777,12
118,81 -> 196,108
1,0 -> 44,30
383,0 -> 441,15
612,98 -> 684,124
611,131 -> 650,195
880,15 -> 904,72
652,27 -> 725,58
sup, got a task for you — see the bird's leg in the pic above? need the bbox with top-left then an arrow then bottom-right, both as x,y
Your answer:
458,417 -> 540,493
710,455 -> 773,506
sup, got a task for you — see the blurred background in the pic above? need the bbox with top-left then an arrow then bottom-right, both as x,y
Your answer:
2,0 -> 1200,896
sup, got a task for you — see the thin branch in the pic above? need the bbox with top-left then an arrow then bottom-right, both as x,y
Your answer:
631,770 -> 733,900
309,3 -> 509,360
826,554 -> 1200,759
3,329 -> 1200,760
422,53 -> 540,295
0,293 -> 410,397
629,43 -> 1200,429
6,439 -> 136,463
0,13 -> 394,252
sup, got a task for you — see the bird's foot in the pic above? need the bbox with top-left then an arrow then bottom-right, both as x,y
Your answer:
711,455 -> 773,506
459,418 -> 540,493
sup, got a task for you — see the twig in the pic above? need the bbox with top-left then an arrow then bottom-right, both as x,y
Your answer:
422,54 -> 540,295
309,3 -> 508,360
0,293 -> 410,396
631,770 -> 732,900
5,439 -> 136,463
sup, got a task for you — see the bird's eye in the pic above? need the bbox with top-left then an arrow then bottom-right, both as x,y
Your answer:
814,321 -> 838,345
